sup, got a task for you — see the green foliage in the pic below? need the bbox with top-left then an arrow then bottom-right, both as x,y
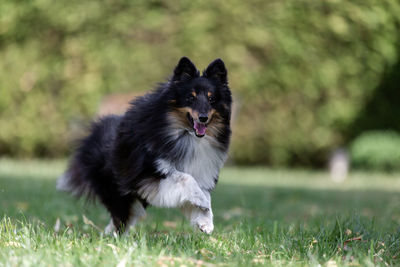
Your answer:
0,0 -> 399,165
350,131 -> 400,171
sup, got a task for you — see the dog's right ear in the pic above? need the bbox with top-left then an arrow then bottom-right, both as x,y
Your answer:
203,58 -> 227,85
172,57 -> 199,82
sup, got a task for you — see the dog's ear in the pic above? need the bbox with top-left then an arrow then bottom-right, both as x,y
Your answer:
172,57 -> 199,82
203,58 -> 227,85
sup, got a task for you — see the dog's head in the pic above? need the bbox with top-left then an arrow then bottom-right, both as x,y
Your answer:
167,57 -> 232,138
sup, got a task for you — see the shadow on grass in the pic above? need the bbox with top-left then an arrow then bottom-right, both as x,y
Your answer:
1,172 -> 400,233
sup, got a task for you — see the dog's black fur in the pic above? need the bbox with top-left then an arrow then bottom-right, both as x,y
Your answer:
58,57 -> 232,232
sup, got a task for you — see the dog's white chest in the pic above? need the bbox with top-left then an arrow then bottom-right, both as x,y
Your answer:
177,136 -> 226,191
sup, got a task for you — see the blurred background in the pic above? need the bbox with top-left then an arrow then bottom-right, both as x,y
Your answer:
1,0 -> 399,171
1,2 -> 400,264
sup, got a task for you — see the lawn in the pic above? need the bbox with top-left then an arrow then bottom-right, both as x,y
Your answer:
1,159 -> 400,266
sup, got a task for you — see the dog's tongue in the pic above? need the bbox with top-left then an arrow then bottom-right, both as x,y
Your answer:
194,122 -> 207,136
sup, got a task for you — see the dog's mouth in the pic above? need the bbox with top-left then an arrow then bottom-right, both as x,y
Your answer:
187,113 -> 207,138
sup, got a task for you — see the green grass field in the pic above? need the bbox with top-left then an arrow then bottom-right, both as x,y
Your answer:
1,159 -> 400,266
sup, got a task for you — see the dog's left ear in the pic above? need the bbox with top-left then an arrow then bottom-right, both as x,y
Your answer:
204,58 -> 227,85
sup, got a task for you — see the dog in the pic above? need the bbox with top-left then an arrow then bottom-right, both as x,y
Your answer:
57,57 -> 232,234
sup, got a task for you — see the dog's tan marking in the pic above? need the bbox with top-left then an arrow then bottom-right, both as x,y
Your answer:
168,109 -> 190,128
191,91 -> 197,97
207,92 -> 212,97
192,110 -> 199,120
206,111 -> 225,138
209,108 -> 216,117
175,107 -> 199,121
168,107 -> 224,137
176,107 -> 192,114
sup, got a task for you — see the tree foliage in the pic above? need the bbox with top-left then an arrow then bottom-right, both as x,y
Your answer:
0,0 -> 399,165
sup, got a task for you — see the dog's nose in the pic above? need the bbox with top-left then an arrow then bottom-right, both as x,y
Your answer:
199,115 -> 208,123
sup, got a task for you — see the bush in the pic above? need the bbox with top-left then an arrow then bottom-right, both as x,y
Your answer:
0,0 -> 400,165
350,131 -> 400,171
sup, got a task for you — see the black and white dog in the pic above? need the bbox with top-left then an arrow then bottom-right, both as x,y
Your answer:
57,57 -> 232,234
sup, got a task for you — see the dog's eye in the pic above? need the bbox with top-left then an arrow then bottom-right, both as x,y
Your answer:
187,95 -> 195,102
208,96 -> 215,104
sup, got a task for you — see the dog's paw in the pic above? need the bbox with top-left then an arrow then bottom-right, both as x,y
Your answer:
104,220 -> 116,235
197,221 -> 214,234
191,209 -> 214,234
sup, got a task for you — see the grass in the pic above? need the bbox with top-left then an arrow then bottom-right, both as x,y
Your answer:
1,159 -> 400,266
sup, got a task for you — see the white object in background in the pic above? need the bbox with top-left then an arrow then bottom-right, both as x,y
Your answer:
329,148 -> 349,183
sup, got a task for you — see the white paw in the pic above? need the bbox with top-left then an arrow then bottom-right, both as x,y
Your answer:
104,220 -> 116,235
191,209 -> 214,235
197,221 -> 214,234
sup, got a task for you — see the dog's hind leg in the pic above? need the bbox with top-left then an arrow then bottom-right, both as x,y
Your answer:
104,219 -> 116,235
125,199 -> 147,233
101,194 -> 134,234
104,198 -> 147,235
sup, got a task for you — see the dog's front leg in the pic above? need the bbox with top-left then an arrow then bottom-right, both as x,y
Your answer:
140,161 -> 211,211
161,171 -> 211,210
181,191 -> 214,234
